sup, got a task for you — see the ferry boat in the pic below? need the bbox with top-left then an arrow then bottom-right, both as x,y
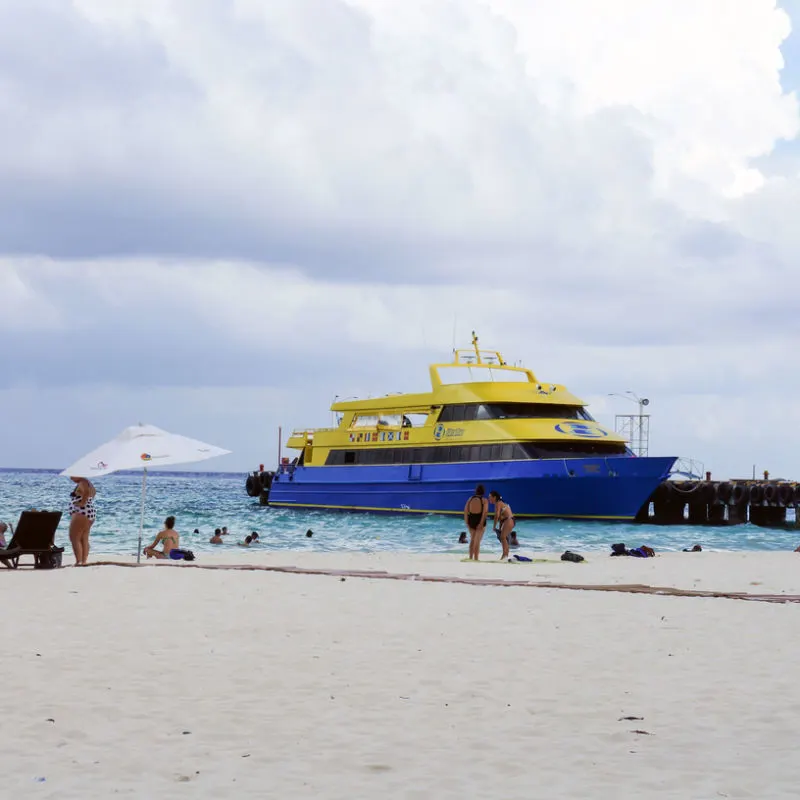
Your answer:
260,335 -> 676,520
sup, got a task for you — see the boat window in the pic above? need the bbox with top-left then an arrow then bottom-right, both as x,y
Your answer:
437,406 -> 455,423
324,442 -> 551,466
403,413 -> 428,427
379,449 -> 393,465
475,405 -> 492,420
524,442 -> 627,458
378,414 -> 403,427
352,415 -> 379,428
438,403 -> 591,421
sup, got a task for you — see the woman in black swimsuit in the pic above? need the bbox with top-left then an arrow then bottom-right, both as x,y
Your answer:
463,484 -> 488,560
489,490 -> 514,561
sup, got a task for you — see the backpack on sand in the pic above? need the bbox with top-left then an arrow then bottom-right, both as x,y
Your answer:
169,549 -> 196,561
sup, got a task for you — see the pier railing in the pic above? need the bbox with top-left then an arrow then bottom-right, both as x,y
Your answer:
669,457 -> 705,481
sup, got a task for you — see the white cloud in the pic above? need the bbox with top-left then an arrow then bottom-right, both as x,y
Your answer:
1,1 -> 800,479
3,0 -> 794,264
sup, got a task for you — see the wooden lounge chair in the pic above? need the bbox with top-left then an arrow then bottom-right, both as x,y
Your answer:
0,511 -> 64,569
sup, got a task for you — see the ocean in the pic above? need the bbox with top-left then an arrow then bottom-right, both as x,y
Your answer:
1,469 -> 797,558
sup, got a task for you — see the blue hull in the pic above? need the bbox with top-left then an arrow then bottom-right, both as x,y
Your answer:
268,455 -> 677,520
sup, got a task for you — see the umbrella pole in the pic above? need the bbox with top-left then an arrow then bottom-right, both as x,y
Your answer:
137,468 -> 148,564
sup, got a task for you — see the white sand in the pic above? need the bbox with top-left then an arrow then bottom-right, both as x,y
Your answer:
3,551 -> 800,798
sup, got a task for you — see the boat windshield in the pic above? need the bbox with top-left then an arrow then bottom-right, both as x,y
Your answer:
434,365 -> 531,385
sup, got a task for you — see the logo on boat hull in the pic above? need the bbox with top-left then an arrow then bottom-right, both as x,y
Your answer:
554,422 -> 608,438
434,424 -> 464,441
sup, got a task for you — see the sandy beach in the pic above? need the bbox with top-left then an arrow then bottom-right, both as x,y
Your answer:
3,550 -> 800,799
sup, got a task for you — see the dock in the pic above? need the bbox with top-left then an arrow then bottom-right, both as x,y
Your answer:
637,480 -> 799,527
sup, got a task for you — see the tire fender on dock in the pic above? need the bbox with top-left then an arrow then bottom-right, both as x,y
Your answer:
245,474 -> 263,497
763,482 -> 779,505
749,484 -> 764,506
715,482 -> 732,505
730,483 -> 748,505
778,483 -> 793,506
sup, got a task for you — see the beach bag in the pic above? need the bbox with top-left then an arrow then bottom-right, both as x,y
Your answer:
511,554 -> 532,562
34,548 -> 64,569
169,549 -> 195,561
610,543 -> 628,557
560,550 -> 585,563
641,545 -> 656,558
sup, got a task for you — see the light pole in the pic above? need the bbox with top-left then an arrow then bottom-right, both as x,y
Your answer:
608,391 -> 650,456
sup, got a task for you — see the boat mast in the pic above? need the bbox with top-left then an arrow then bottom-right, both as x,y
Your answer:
471,330 -> 482,364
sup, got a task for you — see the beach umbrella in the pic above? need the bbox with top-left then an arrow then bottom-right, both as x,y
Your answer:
60,423 -> 231,563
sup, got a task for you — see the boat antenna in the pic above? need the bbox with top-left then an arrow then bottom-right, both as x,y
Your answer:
451,313 -> 457,354
471,330 -> 481,363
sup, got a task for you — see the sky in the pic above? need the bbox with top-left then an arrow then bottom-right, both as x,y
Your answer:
2,0 -> 800,480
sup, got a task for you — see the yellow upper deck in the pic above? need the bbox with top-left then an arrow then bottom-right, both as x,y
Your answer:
331,337 -> 585,413
285,334 -> 627,461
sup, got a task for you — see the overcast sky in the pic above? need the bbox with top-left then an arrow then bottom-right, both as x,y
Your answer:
2,0 -> 800,480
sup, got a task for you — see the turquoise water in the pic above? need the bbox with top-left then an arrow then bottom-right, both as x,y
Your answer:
1,469 -> 797,557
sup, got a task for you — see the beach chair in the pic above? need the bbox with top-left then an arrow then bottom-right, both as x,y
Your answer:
0,511 -> 64,569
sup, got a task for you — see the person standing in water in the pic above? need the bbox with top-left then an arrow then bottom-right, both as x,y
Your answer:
489,490 -> 514,561
68,476 -> 96,566
463,484 -> 488,560
144,516 -> 180,559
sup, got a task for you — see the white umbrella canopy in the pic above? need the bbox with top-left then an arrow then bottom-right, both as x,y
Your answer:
60,423 -> 231,562
60,423 -> 230,478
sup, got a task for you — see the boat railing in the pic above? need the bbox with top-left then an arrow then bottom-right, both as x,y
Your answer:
669,457 -> 705,481
290,427 -> 337,437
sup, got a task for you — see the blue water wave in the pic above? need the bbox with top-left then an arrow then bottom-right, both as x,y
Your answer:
1,470 -> 797,556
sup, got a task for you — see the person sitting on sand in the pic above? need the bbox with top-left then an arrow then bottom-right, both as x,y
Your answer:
239,535 -> 253,547
209,528 -> 223,545
143,516 -> 179,559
